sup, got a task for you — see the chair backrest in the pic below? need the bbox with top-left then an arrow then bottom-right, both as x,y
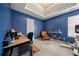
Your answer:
27,32 -> 33,42
40,31 -> 49,38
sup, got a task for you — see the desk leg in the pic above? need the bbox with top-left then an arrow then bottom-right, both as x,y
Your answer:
9,48 -> 13,56
30,50 -> 32,56
30,47 -> 32,56
2,48 -> 13,56
2,49 -> 9,56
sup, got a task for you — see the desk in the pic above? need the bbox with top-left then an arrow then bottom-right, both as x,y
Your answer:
48,31 -> 61,40
3,35 -> 32,56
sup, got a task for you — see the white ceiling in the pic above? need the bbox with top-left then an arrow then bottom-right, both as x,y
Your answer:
38,3 -> 53,9
11,3 -> 79,20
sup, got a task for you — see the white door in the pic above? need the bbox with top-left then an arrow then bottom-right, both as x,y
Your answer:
27,18 -> 35,39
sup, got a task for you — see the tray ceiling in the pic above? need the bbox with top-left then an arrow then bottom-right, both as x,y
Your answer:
38,3 -> 53,9
11,3 -> 79,20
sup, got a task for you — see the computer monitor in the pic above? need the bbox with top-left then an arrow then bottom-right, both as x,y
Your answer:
75,25 -> 79,33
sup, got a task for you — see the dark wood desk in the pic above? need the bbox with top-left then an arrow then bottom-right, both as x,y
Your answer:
3,35 -> 32,56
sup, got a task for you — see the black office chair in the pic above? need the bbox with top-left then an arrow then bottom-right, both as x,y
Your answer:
27,32 -> 33,56
27,32 -> 33,42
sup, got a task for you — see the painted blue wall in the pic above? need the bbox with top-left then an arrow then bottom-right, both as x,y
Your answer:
11,10 -> 27,35
11,10 -> 44,38
45,9 -> 79,43
0,4 -> 11,55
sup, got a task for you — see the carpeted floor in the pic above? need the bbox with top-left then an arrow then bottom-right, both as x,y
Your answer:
33,39 -> 74,56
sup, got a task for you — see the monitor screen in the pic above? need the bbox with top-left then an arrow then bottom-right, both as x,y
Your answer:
75,25 -> 79,33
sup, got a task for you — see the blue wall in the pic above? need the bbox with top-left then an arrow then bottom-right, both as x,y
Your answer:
11,10 -> 44,38
0,4 -> 11,55
45,9 -> 79,43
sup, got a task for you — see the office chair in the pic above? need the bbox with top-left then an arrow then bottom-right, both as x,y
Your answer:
27,32 -> 33,56
27,32 -> 33,42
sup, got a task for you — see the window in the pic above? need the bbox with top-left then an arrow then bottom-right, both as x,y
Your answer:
68,15 -> 79,37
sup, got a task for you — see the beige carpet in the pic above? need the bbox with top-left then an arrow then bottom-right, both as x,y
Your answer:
33,39 -> 74,56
